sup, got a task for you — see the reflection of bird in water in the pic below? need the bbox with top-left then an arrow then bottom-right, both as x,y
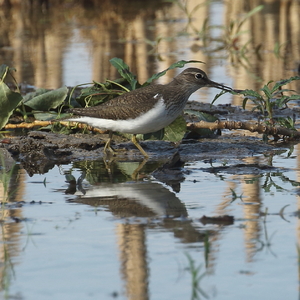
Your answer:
72,180 -> 187,218
152,151 -> 186,193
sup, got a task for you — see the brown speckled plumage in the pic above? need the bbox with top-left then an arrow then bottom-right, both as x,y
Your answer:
66,68 -> 232,157
69,84 -> 166,120
68,68 -> 232,121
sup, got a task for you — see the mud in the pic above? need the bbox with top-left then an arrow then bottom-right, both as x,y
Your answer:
0,129 -> 285,175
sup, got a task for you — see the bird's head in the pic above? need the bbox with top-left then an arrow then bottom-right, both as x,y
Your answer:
174,68 -> 233,92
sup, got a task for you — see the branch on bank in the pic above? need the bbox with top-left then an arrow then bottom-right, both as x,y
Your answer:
4,121 -> 106,134
4,119 -> 300,139
187,120 -> 300,138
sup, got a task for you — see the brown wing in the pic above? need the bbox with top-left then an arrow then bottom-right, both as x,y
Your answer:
68,84 -> 164,120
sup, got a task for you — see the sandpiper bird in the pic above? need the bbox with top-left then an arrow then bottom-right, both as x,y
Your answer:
66,68 -> 232,157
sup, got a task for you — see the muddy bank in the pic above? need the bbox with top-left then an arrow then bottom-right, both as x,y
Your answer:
0,129 -> 286,176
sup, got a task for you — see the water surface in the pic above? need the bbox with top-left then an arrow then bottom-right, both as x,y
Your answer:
1,146 -> 299,299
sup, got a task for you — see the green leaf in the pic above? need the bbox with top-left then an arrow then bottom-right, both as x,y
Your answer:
0,64 -> 16,81
109,58 -> 138,90
65,174 -> 76,182
272,89 -> 296,97
237,5 -> 264,32
0,81 -> 23,129
75,79 -> 128,107
23,86 -> 68,110
210,90 -> 229,106
271,76 -> 300,93
275,96 -> 290,108
238,89 -> 262,98
242,97 -> 249,110
286,94 -> 300,101
238,89 -> 264,109
142,128 -> 165,141
261,84 -> 272,99
162,115 -> 187,142
277,116 -> 296,130
144,60 -> 204,85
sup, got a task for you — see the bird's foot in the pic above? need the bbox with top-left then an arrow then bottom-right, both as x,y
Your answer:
132,135 -> 149,158
103,139 -> 117,157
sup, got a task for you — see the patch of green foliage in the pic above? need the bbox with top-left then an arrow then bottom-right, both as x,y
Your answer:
0,65 -> 23,129
210,75 -> 300,141
240,76 -> 300,129
0,64 -> 68,129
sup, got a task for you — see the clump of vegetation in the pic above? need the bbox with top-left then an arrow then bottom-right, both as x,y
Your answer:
0,64 -> 69,126
202,76 -> 300,141
240,77 -> 300,130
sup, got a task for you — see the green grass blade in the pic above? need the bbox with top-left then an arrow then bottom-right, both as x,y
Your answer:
210,90 -> 229,106
236,5 -> 264,33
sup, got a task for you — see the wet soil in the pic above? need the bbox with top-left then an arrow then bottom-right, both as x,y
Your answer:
0,129 -> 282,175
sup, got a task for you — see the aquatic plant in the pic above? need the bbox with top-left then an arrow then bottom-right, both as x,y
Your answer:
185,253 -> 208,300
239,76 -> 300,136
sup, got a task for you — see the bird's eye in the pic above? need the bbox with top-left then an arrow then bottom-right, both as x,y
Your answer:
195,73 -> 204,79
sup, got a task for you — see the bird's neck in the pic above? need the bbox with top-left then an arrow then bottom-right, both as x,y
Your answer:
163,79 -> 200,105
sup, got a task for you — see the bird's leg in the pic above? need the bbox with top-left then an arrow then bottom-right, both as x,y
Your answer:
103,131 -> 116,156
131,134 -> 149,158
131,158 -> 148,180
102,156 -> 115,182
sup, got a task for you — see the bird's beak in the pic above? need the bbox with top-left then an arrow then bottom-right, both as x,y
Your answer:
207,79 -> 233,92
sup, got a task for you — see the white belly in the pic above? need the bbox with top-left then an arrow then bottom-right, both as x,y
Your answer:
68,99 -> 179,134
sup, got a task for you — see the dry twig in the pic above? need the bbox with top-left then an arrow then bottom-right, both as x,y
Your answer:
4,119 -> 300,139
4,120 -> 106,134
187,120 -> 300,138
